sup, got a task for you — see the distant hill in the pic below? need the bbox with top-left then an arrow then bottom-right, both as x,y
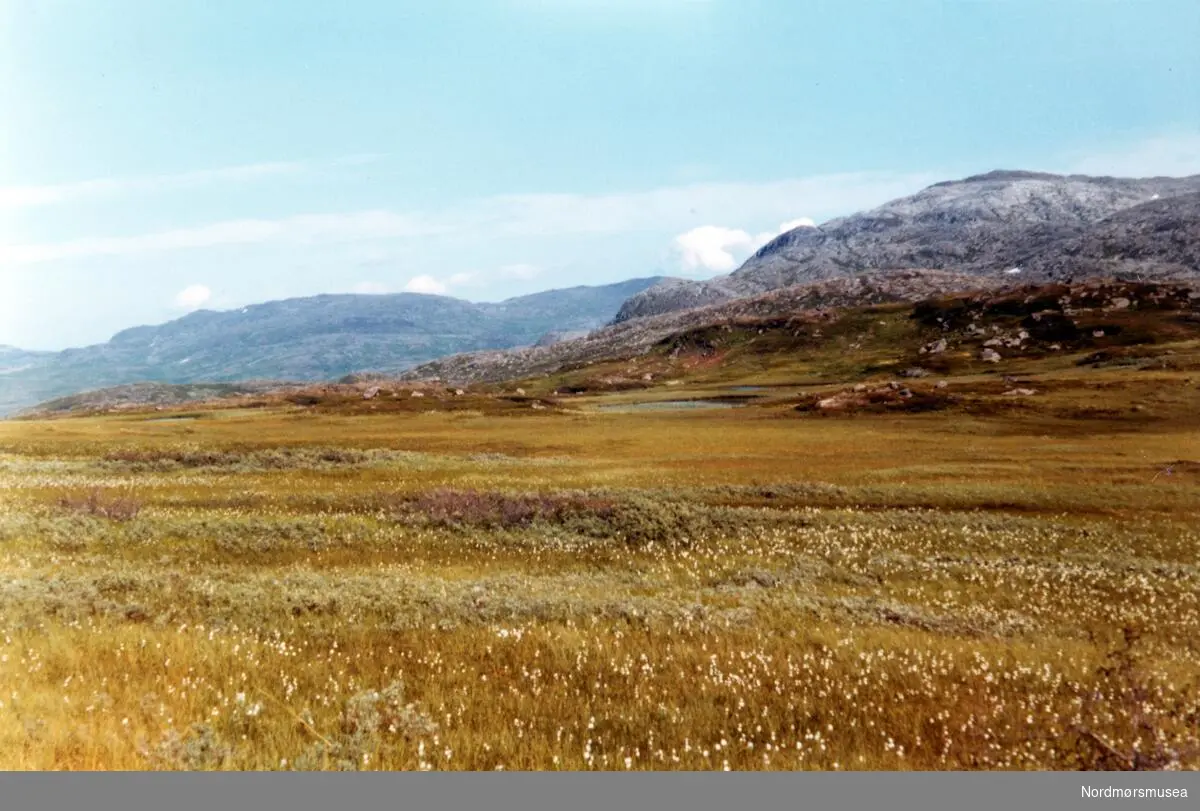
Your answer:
0,277 -> 664,416
613,171 -> 1200,322
12,169 -> 1200,417
0,345 -> 53,374
18,381 -> 292,417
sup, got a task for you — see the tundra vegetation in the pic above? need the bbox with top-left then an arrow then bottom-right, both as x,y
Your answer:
1,281 -> 1198,771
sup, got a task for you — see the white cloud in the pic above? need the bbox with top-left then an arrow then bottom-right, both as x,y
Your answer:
173,284 -> 212,310
0,210 -> 432,265
409,266 -> 540,293
779,217 -> 816,232
1062,132 -> 1200,178
673,216 -> 818,273
346,268 -> 532,298
674,226 -> 759,272
403,275 -> 448,295
0,171 -> 936,267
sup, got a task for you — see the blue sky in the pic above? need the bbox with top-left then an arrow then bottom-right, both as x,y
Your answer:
2,0 -> 1199,350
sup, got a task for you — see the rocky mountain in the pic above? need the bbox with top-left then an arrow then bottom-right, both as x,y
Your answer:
0,277 -> 664,416
400,269 -> 1002,386
12,169 -> 1200,416
615,171 -> 1200,322
1018,191 -> 1200,281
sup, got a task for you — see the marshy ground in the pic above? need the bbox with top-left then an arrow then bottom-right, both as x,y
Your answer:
2,284 -> 1199,771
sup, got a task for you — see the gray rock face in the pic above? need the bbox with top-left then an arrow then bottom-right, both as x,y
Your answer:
1018,191 -> 1200,281
614,171 -> 1200,321
534,330 -> 591,348
612,277 -> 743,323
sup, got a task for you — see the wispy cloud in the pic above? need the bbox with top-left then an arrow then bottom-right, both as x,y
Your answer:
0,155 -> 384,211
0,171 -> 937,267
346,264 -> 543,298
0,210 -> 431,264
1062,132 -> 1200,178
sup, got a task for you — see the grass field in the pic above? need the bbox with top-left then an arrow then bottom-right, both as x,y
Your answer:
2,292 -> 1199,771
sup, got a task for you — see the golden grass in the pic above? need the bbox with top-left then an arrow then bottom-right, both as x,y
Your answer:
1,355 -> 1199,771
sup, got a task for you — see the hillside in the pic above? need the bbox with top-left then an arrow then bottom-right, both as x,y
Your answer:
615,171 -> 1200,321
28,275 -> 1200,424
401,276 -> 1200,419
1019,191 -> 1200,281
0,277 -> 664,416
399,269 -> 1002,385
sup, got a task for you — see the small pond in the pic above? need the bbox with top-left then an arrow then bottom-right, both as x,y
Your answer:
593,399 -> 743,412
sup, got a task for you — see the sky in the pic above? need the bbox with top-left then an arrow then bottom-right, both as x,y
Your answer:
2,0 -> 1199,350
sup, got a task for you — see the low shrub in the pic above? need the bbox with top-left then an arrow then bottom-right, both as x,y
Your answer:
57,488 -> 143,522
391,488 -> 738,546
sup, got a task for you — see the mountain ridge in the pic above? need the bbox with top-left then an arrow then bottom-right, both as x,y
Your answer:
10,168 -> 1200,416
613,170 -> 1200,322
0,277 -> 665,416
